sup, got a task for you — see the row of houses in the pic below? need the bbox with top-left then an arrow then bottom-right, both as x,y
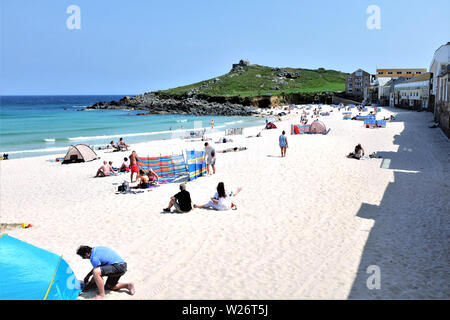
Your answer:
345,42 -> 450,137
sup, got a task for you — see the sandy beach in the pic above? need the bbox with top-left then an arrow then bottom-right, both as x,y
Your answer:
1,106 -> 449,299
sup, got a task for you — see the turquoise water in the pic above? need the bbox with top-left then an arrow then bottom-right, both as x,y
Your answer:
0,96 -> 266,159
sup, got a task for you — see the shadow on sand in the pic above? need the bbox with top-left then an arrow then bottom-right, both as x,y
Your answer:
348,109 -> 450,299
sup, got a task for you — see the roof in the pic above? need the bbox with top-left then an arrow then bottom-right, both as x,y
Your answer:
402,72 -> 432,84
429,42 -> 450,71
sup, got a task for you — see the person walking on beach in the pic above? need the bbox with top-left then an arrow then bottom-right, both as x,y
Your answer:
129,151 -> 140,182
204,142 -> 215,175
163,183 -> 193,213
76,245 -> 135,300
279,130 -> 288,157
210,150 -> 216,174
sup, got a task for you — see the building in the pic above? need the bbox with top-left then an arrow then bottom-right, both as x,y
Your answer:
363,76 -> 380,105
346,69 -> 372,101
376,68 -> 427,79
429,42 -> 450,137
392,73 -> 431,110
373,68 -> 427,106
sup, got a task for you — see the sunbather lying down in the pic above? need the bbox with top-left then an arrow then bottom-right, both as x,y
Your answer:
246,132 -> 262,138
216,137 -> 233,143
217,147 -> 248,153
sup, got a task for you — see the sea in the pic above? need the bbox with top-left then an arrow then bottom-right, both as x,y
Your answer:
0,95 -> 267,159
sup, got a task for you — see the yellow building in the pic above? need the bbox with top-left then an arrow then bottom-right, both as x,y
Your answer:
376,68 -> 427,78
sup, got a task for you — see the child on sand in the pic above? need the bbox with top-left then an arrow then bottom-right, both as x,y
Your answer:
120,157 -> 130,172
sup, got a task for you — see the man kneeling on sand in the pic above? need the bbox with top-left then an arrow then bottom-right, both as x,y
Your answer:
77,245 -> 135,300
163,183 -> 192,213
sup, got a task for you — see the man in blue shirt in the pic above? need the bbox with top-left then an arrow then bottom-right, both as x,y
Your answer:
77,245 -> 135,299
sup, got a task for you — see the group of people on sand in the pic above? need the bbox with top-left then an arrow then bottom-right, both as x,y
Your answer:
76,180 -> 242,300
94,150 -> 140,179
95,161 -> 117,177
110,138 -> 129,151
163,182 -> 242,213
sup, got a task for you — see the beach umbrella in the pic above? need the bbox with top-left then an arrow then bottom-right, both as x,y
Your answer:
0,234 -> 81,300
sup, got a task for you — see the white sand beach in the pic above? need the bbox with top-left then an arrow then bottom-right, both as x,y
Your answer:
1,106 -> 449,299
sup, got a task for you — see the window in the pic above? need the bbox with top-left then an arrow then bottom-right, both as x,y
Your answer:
387,71 -> 393,75
415,71 -> 422,74
406,71 -> 412,74
397,71 -> 402,74
378,71 -> 383,75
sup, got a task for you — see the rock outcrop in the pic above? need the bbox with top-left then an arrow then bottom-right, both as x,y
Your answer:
86,92 -> 259,116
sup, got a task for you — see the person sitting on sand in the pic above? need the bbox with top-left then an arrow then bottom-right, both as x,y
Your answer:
118,138 -> 129,151
110,141 -> 120,151
95,161 -> 113,177
129,151 -> 140,182
163,183 -> 192,213
76,245 -> 135,300
108,161 -> 118,175
120,157 -> 130,172
194,182 -> 242,211
133,170 -> 150,189
347,144 -> 365,160
147,168 -> 159,183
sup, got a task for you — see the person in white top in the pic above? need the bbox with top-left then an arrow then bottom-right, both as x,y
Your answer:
194,182 -> 242,211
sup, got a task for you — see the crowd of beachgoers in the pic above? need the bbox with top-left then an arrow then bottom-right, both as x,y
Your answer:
2,103 -> 448,300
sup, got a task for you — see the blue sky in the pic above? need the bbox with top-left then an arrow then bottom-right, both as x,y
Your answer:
1,0 -> 449,95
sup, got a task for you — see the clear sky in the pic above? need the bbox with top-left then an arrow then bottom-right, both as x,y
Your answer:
1,0 -> 449,95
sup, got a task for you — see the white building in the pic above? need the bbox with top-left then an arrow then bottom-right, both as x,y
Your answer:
429,42 -> 450,99
393,73 -> 431,110
430,42 -> 450,137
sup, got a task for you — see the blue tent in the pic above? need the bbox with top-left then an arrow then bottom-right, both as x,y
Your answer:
0,234 -> 81,300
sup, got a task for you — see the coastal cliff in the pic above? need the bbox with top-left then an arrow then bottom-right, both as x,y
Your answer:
86,60 -> 348,116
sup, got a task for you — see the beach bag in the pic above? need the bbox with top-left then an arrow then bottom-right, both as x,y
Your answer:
118,181 -> 130,192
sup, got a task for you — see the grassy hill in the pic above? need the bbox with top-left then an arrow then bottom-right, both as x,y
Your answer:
157,64 -> 347,98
